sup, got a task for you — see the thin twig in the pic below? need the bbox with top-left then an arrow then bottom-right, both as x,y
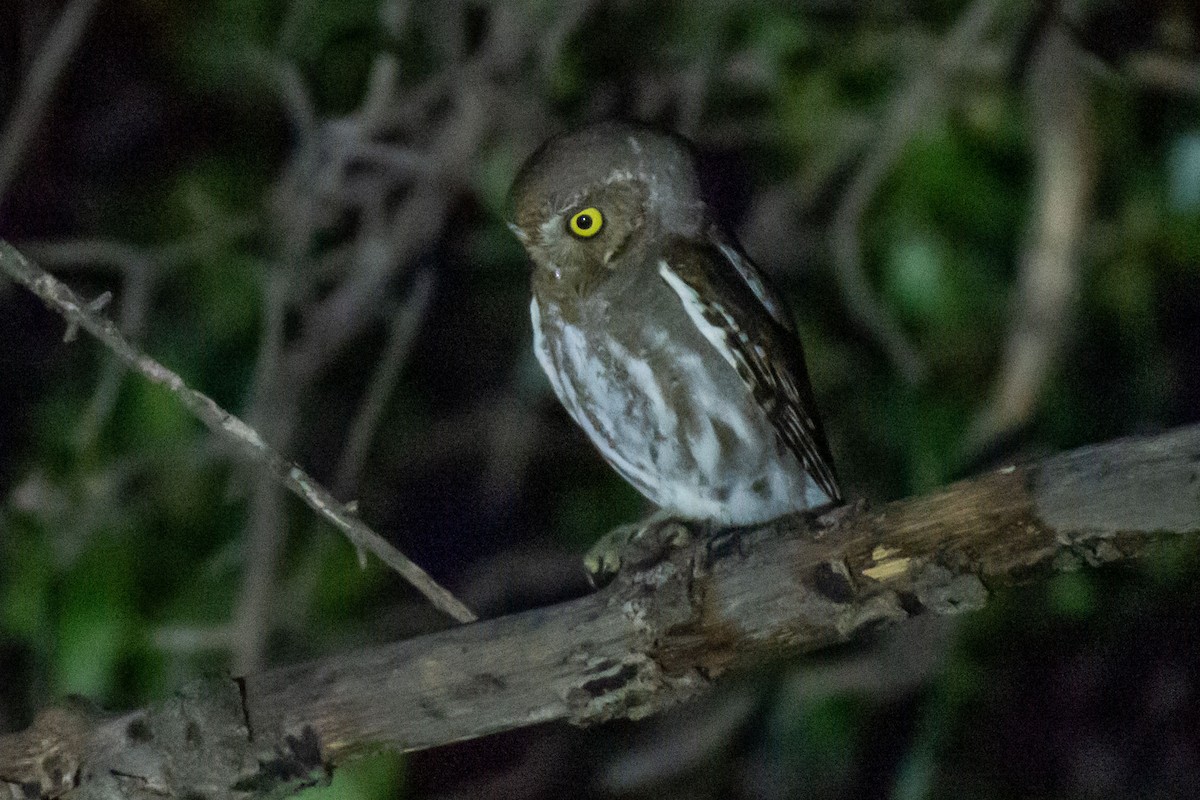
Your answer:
1126,53 -> 1200,98
963,25 -> 1097,456
233,472 -> 290,673
28,244 -> 154,449
282,184 -> 453,380
0,0 -> 104,212
358,54 -> 402,131
21,221 -> 258,448
226,44 -> 469,664
229,52 -> 419,665
234,254 -> 296,675
20,218 -> 257,270
829,0 -> 1004,384
226,53 -> 331,672
333,268 -> 435,498
0,239 -> 477,624
254,52 -> 319,139
75,258 -> 151,448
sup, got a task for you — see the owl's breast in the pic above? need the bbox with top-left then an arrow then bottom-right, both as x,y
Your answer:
530,291 -> 824,524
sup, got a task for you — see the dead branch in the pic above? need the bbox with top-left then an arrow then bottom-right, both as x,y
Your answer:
20,220 -> 256,449
1126,53 -> 1200,98
333,268 -> 435,498
964,25 -> 1098,455
1,423 -> 1197,800
0,239 -> 476,625
0,0 -> 104,211
829,0 -> 1006,384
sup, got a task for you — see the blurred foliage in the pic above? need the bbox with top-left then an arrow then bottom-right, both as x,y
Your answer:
0,0 -> 1198,799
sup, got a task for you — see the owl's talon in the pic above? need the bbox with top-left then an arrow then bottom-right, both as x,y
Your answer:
583,544 -> 625,586
584,515 -> 693,587
816,500 -> 858,529
704,527 -> 744,563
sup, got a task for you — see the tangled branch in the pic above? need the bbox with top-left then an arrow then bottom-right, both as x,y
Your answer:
0,239 -> 476,625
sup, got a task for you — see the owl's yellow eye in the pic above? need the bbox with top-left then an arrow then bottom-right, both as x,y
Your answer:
568,207 -> 604,238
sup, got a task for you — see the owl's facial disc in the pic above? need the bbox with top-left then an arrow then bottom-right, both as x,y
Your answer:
510,123 -> 708,288
521,178 -> 648,284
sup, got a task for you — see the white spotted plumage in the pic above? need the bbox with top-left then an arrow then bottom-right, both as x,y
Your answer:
531,273 -> 832,525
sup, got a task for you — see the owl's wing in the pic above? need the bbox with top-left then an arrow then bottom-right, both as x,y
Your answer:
704,226 -> 796,333
658,236 -> 842,505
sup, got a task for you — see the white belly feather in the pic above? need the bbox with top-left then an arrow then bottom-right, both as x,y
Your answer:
531,296 -> 828,524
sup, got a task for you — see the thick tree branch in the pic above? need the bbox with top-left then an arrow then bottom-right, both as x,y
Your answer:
2,424 -> 1198,800
0,239 -> 476,625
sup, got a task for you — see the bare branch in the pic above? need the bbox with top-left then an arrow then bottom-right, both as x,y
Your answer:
231,475 -> 290,674
0,239 -> 477,624
222,37 -> 486,669
20,219 -> 257,272
20,221 -> 257,449
1,424 -> 1197,800
964,25 -> 1098,454
0,0 -> 104,211
333,268 -> 435,498
1126,53 -> 1200,98
830,0 -> 1005,383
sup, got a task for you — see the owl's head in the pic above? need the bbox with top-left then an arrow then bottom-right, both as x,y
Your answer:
509,122 -> 705,284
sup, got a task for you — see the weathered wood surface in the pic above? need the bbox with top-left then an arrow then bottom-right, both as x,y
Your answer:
2,424 -> 1198,800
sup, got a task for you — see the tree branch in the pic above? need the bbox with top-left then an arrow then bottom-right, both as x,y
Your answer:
0,239 -> 476,625
964,24 -> 1098,455
829,0 -> 1005,384
0,0 -> 104,212
2,424 -> 1198,800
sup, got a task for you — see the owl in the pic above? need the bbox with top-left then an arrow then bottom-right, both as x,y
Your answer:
510,122 -> 841,575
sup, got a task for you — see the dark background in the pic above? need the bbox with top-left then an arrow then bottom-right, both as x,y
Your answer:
1,1 -> 1199,798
